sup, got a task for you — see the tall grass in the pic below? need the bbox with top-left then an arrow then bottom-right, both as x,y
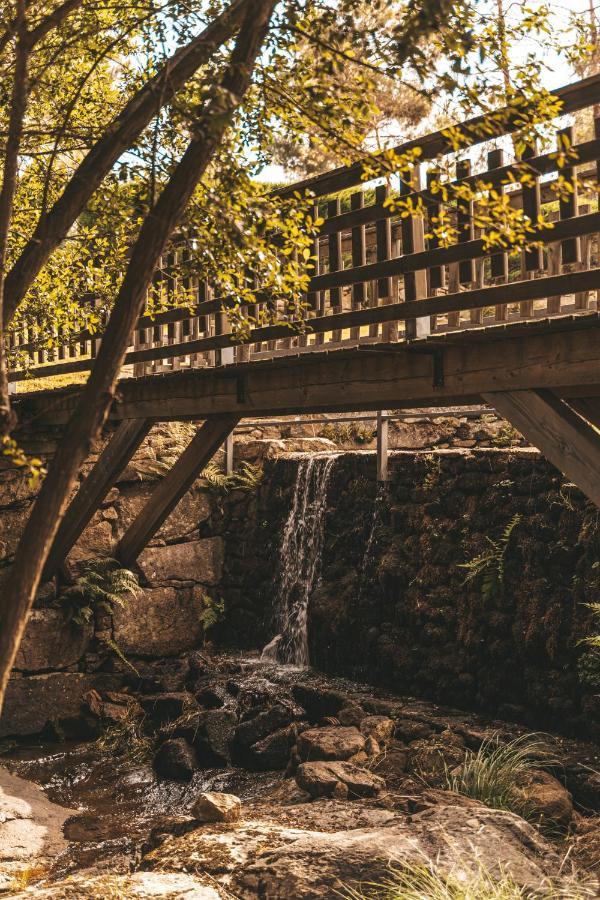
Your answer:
445,733 -> 559,821
341,861 -> 595,900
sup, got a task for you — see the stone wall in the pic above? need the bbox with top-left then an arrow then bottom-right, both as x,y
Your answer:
232,450 -> 600,740
1,411 -> 597,740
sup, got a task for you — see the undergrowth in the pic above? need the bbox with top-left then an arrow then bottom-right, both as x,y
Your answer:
445,733 -> 559,823
96,708 -> 152,763
577,602 -> 600,691
341,860 -> 595,899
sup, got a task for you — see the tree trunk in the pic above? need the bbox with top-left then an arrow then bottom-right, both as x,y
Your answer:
0,0 -> 276,714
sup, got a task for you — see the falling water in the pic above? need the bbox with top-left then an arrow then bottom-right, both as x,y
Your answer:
357,483 -> 388,603
262,454 -> 338,667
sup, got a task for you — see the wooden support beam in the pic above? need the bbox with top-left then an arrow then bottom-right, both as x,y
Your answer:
43,418 -> 152,580
483,389 -> 600,507
566,397 -> 600,430
116,415 -> 240,565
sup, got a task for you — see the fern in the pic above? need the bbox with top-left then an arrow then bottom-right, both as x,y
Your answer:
202,461 -> 262,494
459,514 -> 521,601
59,557 -> 141,625
198,593 -> 225,633
577,602 -> 600,690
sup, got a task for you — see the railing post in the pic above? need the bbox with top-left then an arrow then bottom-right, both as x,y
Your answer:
377,410 -> 389,482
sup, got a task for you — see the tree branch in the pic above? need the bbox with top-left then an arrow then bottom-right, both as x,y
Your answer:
3,0 -> 251,327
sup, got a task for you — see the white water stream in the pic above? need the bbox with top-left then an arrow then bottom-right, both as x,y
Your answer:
262,454 -> 338,666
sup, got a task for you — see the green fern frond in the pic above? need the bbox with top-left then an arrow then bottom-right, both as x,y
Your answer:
459,515 -> 521,600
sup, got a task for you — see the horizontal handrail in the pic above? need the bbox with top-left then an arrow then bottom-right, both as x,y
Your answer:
10,266 -> 600,381
277,72 -> 600,199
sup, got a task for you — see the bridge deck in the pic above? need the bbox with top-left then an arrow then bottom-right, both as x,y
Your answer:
16,312 -> 600,425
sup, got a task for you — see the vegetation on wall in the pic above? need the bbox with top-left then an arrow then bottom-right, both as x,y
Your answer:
58,557 -> 141,626
459,514 -> 521,602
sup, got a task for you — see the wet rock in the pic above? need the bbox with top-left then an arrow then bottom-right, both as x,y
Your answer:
297,726 -> 365,762
192,792 -> 242,824
233,803 -> 564,899
137,538 -> 223,586
130,656 -> 191,693
515,770 -> 574,827
234,703 -> 295,750
360,716 -> 394,747
195,709 -> 236,766
249,725 -> 297,771
140,692 -> 197,725
295,761 -> 384,799
153,738 -> 198,782
113,587 -> 209,658
14,610 -> 92,672
291,684 -> 347,721
0,673 -> 95,738
85,689 -> 143,725
195,683 -> 227,709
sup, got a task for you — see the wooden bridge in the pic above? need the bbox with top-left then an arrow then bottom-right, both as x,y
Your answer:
11,73 -> 600,578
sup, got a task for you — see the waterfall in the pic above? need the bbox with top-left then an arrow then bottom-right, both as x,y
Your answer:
262,454 -> 338,667
357,483 -> 388,603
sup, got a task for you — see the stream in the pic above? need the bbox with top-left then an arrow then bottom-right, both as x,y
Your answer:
1,653 -> 600,897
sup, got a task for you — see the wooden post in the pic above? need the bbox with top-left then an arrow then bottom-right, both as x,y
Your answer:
225,430 -> 234,474
116,415 -> 240,565
402,166 -> 429,340
377,410 -> 389,482
43,418 -> 153,580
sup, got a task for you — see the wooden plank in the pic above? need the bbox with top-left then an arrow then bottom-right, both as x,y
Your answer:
33,318 -> 594,423
483,389 -> 600,507
402,167 -> 429,339
116,415 -> 240,565
350,191 -> 366,340
43,418 -> 152,580
559,126 -> 580,266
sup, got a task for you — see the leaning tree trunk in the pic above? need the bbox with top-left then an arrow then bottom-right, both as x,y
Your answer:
0,0 -> 276,713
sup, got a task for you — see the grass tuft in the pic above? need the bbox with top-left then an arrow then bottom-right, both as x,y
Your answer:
340,861 -> 595,899
445,733 -> 559,821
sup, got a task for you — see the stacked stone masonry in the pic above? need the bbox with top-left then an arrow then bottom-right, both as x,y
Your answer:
0,412 -> 597,739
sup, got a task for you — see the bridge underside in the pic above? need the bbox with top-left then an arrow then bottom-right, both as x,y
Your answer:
14,313 -> 600,578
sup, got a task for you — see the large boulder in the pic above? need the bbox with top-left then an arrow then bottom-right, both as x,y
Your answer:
14,610 -> 92,672
233,804 -> 565,899
295,761 -> 384,799
296,727 -> 365,762
137,538 -> 223,586
0,673 -> 95,737
112,586 -> 208,657
249,726 -> 297,771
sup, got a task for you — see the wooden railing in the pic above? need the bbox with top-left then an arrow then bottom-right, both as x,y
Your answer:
9,72 -> 600,385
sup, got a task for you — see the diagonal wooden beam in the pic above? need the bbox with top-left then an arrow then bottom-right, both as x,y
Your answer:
43,418 -> 153,580
483,389 -> 600,507
566,397 -> 600,430
116,415 -> 240,566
